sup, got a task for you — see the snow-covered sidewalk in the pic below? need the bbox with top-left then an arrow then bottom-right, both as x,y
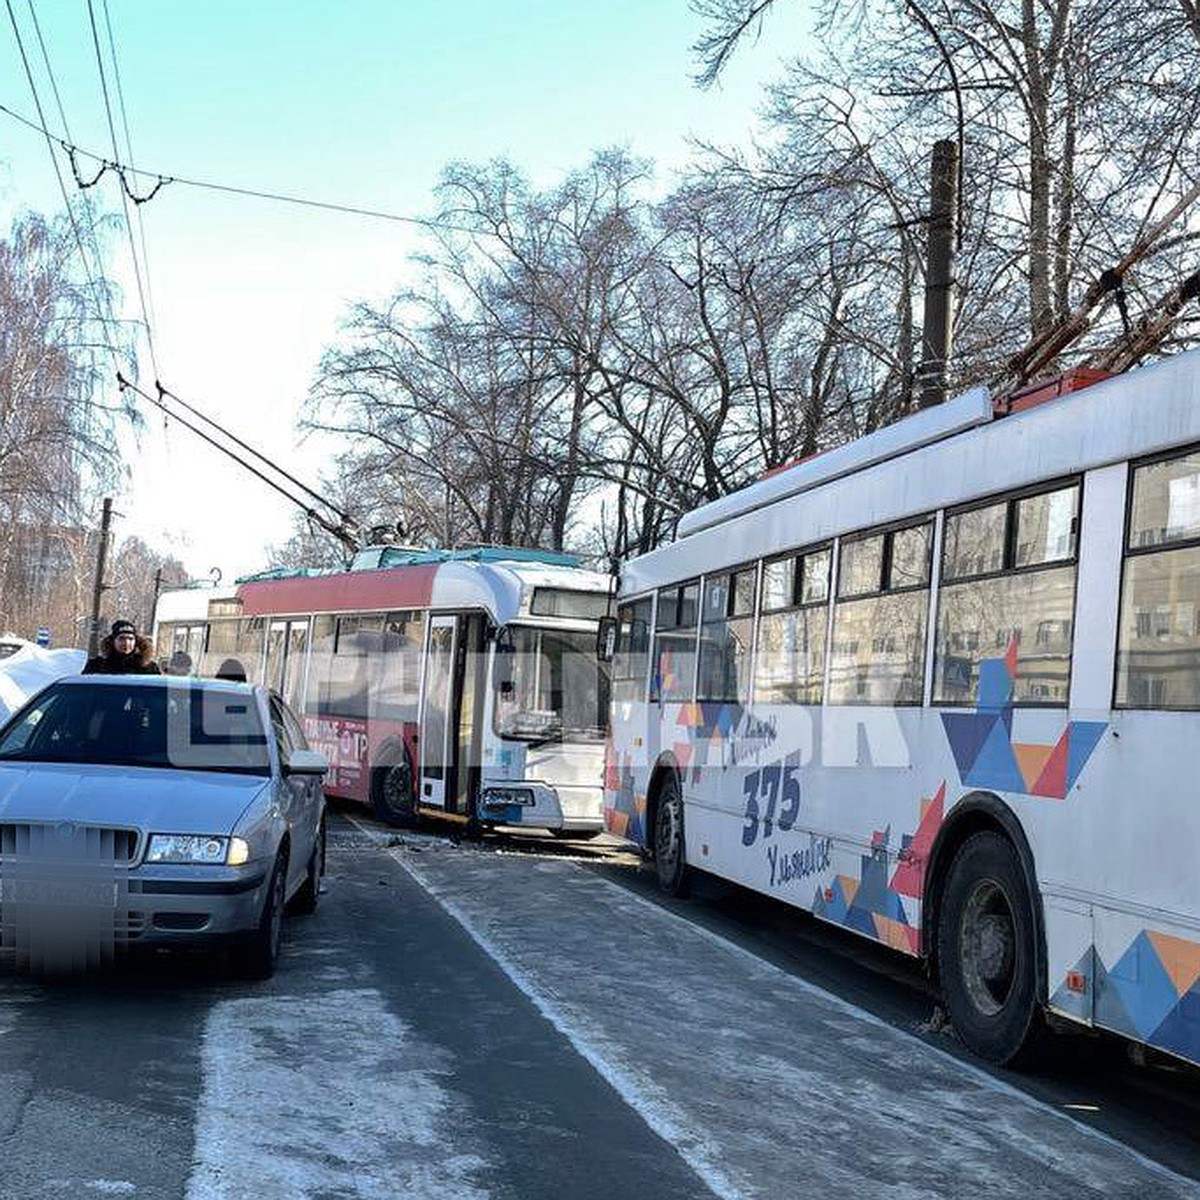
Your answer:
392,845 -> 1198,1200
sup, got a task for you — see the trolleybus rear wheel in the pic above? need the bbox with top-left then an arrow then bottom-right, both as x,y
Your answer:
937,831 -> 1043,1065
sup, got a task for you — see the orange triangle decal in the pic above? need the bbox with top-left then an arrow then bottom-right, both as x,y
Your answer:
1147,931 -> 1200,997
1014,742 -> 1055,792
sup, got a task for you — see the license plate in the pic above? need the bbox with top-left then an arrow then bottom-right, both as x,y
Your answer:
0,879 -> 119,908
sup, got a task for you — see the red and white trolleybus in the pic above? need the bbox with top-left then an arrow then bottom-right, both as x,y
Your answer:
155,546 -> 612,836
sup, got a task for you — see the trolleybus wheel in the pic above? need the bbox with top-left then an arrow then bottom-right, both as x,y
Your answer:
654,771 -> 690,897
371,752 -> 417,828
937,831 -> 1044,1065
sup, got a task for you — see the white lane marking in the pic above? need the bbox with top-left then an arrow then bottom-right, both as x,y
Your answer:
373,829 -> 1200,1199
186,987 -> 491,1200
368,851 -> 748,1200
84,1183 -> 136,1196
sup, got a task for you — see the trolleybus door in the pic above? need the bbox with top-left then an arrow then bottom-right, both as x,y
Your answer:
264,618 -> 310,711
419,614 -> 457,809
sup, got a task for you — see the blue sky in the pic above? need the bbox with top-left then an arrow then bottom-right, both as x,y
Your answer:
0,1 -> 809,581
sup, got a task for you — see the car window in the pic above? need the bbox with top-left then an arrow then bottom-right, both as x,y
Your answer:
278,698 -> 308,752
0,682 -> 271,776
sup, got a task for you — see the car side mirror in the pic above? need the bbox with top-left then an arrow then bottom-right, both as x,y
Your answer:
596,616 -> 617,663
284,749 -> 328,776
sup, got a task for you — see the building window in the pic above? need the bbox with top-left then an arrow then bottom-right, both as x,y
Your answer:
828,521 -> 932,706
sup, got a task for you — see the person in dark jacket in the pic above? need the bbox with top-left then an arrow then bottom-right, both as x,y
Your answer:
82,620 -> 162,675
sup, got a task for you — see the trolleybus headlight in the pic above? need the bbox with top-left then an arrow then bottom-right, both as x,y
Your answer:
481,787 -> 536,808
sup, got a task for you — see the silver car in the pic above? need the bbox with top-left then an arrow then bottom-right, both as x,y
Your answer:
0,675 -> 327,977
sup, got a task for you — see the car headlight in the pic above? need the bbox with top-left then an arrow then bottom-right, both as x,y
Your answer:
146,834 -> 233,865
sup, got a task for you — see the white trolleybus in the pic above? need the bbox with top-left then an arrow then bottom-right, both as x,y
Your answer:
604,350 -> 1200,1067
155,546 -> 612,836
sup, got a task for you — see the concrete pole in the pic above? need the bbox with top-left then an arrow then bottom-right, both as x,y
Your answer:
917,139 -> 960,409
87,497 -> 113,657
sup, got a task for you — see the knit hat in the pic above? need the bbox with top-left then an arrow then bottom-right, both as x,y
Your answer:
110,620 -> 137,638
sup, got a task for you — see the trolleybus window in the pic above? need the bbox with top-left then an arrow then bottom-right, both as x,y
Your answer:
697,567 -> 757,703
753,546 -> 830,705
934,482 -> 1079,706
613,597 -> 652,702
495,626 -> 610,741
651,582 -> 699,703
1117,449 -> 1200,708
828,520 -> 931,705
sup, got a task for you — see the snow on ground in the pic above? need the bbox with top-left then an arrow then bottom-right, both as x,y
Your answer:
391,845 -> 1200,1200
0,644 -> 87,721
186,988 -> 492,1200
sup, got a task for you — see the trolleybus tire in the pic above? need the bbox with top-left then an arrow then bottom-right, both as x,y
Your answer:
654,771 -> 690,897
937,831 -> 1044,1066
371,752 -> 418,828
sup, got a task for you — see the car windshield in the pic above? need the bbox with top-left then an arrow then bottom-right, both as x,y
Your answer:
494,626 -> 611,742
0,681 -> 271,776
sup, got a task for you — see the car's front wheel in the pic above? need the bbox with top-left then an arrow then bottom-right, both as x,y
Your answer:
237,850 -> 288,979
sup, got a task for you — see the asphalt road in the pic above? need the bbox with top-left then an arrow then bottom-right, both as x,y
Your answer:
0,809 -> 1195,1199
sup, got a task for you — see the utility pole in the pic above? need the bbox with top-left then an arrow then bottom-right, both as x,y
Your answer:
87,497 -> 114,657
147,566 -> 163,635
917,139 -> 960,409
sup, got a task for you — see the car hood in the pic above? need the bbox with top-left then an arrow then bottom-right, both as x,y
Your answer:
0,763 -> 270,833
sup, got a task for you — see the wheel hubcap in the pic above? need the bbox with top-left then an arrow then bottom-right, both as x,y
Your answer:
658,794 -> 680,874
959,879 -> 1016,1016
384,765 -> 410,815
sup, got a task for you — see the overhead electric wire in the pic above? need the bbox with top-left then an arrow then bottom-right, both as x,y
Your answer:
117,373 -> 359,551
4,0 -> 124,363
25,0 -> 69,139
85,0 -> 158,379
0,96 -> 486,234
100,0 -> 157,340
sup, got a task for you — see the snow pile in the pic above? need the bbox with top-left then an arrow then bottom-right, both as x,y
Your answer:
0,642 -> 87,722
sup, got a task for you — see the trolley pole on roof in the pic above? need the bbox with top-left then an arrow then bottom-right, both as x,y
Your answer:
87,497 -> 114,657
917,139 -> 960,409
